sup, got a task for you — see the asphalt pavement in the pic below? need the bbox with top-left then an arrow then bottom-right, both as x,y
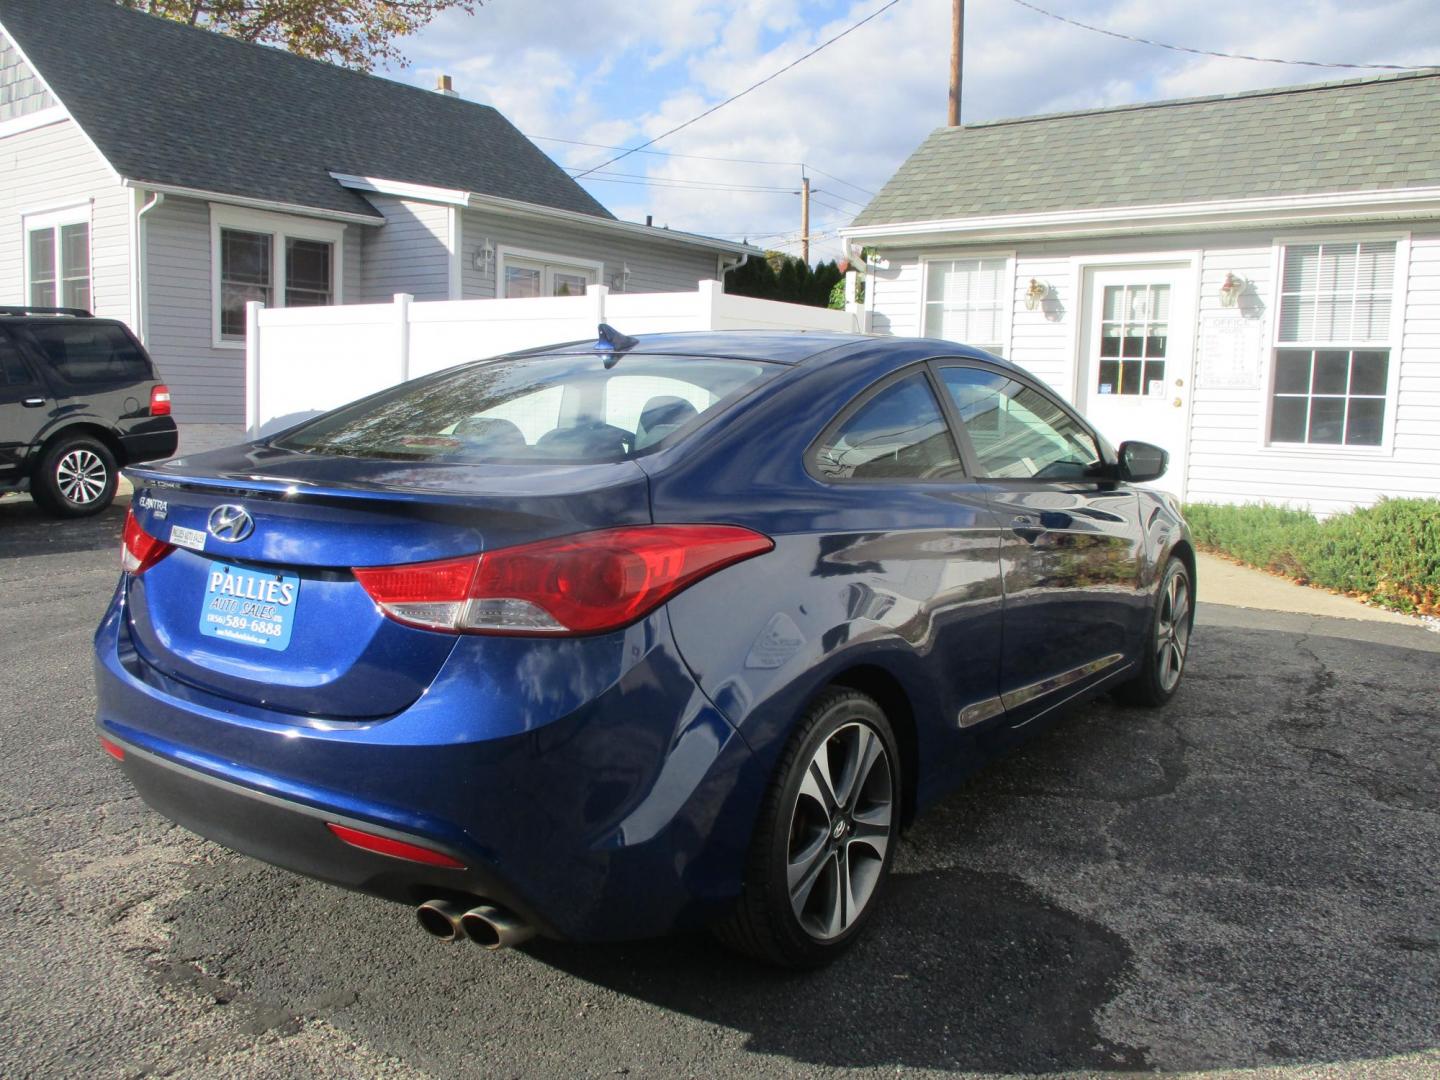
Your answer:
1,494 -> 1436,1079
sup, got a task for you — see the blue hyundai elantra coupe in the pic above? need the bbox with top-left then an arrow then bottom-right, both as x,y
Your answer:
95,329 -> 1194,967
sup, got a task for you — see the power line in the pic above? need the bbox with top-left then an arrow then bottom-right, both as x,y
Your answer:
575,171 -> 806,194
531,134 -> 804,168
576,169 -> 871,207
803,166 -> 875,199
570,0 -> 903,179
810,194 -> 865,216
1007,0 -> 1436,70
528,142 -> 876,199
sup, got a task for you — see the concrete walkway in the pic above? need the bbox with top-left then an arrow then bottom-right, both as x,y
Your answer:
1196,550 -> 1421,625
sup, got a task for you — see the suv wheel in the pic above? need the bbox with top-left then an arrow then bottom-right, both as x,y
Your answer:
715,688 -> 900,967
32,435 -> 118,518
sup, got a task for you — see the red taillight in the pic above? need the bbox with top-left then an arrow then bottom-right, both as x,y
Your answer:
353,524 -> 773,636
121,508 -> 175,575
149,384 -> 171,416
99,736 -> 125,761
325,822 -> 466,869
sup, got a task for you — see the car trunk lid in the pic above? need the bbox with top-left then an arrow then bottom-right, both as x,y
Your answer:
123,446 -> 651,719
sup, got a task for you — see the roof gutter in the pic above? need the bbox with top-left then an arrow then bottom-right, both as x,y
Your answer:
841,186 -> 1440,246
464,190 -> 759,257
120,179 -> 386,227
329,172 -> 759,258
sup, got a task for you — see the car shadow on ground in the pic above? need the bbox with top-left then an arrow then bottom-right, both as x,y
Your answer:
523,865 -> 1147,1073
0,494 -> 128,559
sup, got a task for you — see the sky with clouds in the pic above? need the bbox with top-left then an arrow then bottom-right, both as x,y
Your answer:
380,0 -> 1440,262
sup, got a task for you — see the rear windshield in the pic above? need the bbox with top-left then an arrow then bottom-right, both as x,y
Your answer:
19,322 -> 152,385
273,352 -> 776,463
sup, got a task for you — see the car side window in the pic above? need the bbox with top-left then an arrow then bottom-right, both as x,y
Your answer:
0,331 -> 34,386
938,366 -> 1100,480
813,372 -> 962,481
18,322 -> 151,386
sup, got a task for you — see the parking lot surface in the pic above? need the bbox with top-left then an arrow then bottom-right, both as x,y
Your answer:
1,495 -> 1437,1079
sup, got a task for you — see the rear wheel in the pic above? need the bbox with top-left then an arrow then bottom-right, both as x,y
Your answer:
1115,556 -> 1193,707
32,435 -> 118,518
715,688 -> 900,968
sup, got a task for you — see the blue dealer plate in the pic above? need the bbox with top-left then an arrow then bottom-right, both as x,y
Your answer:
198,562 -> 300,651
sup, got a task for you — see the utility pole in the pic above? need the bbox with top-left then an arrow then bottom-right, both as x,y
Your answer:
948,0 -> 963,126
800,175 -> 811,265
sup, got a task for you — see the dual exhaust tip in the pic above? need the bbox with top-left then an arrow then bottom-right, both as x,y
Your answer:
416,899 -> 534,950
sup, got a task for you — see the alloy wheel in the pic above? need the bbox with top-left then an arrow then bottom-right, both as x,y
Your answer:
786,721 -> 894,941
56,448 -> 108,505
1156,567 -> 1192,693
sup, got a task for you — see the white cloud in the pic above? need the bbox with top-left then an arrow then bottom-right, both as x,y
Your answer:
390,0 -> 1439,262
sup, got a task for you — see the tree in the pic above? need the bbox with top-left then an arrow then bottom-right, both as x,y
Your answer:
118,1 -> 481,71
725,252 -> 843,310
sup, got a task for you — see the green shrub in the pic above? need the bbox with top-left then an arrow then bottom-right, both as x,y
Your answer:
1181,498 -> 1440,614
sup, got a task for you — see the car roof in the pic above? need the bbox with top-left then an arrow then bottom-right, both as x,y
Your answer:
517,329 -> 1026,371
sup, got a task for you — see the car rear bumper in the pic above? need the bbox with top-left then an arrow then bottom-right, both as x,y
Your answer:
93,587 -> 763,941
119,422 -> 178,464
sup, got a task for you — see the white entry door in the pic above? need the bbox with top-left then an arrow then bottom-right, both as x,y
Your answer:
1079,265 -> 1195,499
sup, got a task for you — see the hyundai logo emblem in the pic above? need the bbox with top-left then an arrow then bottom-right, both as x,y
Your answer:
207,504 -> 254,543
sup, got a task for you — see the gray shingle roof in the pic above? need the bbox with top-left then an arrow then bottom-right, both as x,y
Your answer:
852,72 -> 1440,228
0,0 -> 613,221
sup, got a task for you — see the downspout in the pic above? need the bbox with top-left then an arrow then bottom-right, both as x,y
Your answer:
718,251 -> 748,282
134,191 -> 165,344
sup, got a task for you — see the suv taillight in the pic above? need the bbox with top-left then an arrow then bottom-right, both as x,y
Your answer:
353,525 -> 773,636
122,509 -> 174,575
150,385 -> 171,416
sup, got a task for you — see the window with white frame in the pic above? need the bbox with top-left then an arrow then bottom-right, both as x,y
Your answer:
499,251 -> 599,299
1270,240 -> 1396,447
923,257 -> 1007,355
212,208 -> 341,345
25,208 -> 90,310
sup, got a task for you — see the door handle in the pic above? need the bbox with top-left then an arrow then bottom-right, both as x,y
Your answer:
21,397 -> 45,408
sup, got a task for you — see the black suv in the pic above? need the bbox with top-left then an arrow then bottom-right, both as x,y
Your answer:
1,307 -> 178,517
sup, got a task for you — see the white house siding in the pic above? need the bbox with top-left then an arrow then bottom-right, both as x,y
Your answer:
0,29 -> 56,121
865,258 -> 922,338
870,226 -> 1440,514
459,206 -> 720,299
0,115 -> 129,321
144,195 -> 363,425
358,195 -> 451,302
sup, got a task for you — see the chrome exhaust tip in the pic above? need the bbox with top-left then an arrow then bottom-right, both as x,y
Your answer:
460,903 -> 535,950
416,899 -> 467,942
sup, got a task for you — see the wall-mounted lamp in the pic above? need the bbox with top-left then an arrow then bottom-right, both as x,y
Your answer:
1024,278 -> 1048,311
611,263 -> 632,292
1219,272 -> 1245,308
472,239 -> 495,274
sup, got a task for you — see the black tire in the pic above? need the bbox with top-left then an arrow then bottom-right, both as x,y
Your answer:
714,688 -> 901,968
1114,556 -> 1193,707
31,434 -> 118,518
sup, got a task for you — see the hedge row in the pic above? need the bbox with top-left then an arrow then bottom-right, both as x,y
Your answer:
1181,498 -> 1440,615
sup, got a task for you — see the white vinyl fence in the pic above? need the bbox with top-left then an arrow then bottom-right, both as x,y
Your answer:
244,280 -> 861,435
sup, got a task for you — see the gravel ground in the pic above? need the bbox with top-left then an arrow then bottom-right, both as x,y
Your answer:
1,495 -> 1436,1079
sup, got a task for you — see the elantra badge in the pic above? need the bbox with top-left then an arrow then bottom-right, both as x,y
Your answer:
207,504 -> 254,543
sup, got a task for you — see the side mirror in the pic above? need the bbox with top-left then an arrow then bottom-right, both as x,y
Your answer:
1118,440 -> 1168,484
